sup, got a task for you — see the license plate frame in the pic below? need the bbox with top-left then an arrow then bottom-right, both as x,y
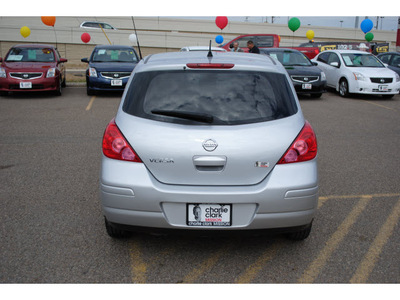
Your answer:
20,82 -> 32,89
378,85 -> 388,92
187,203 -> 232,227
302,83 -> 312,90
111,79 -> 123,86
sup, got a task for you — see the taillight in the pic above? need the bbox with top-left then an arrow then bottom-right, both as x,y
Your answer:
278,121 -> 317,164
102,119 -> 142,163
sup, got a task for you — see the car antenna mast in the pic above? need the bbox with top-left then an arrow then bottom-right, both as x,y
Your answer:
131,17 -> 143,59
207,40 -> 213,58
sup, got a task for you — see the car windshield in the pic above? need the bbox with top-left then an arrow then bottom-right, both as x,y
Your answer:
5,47 -> 55,62
266,51 -> 313,66
341,53 -> 384,67
123,70 -> 298,125
92,48 -> 138,63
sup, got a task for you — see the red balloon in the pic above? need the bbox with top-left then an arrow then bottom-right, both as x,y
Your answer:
215,16 -> 228,30
41,16 -> 56,27
81,33 -> 91,43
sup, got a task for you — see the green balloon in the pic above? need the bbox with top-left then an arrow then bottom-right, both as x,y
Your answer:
288,17 -> 301,32
365,32 -> 374,42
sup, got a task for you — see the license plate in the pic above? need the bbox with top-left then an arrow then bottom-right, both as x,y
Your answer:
378,85 -> 388,91
302,83 -> 312,90
20,82 -> 32,89
187,203 -> 232,226
111,79 -> 122,86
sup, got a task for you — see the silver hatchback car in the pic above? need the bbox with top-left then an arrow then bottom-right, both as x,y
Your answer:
100,50 -> 318,240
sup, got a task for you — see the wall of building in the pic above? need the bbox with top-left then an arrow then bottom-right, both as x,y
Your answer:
0,16 -> 398,67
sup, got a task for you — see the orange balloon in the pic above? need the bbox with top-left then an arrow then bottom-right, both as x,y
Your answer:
41,16 -> 56,27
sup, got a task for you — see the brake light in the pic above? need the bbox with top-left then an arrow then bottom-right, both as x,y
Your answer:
278,121 -> 317,164
186,63 -> 234,69
102,119 -> 142,162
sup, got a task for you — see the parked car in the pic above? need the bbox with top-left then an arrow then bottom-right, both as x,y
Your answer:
81,45 -> 139,95
0,44 -> 67,96
180,46 -> 227,52
261,48 -> 326,98
80,21 -> 117,30
377,52 -> 400,76
312,50 -> 400,99
100,51 -> 318,240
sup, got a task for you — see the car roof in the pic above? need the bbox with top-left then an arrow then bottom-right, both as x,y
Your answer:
261,48 -> 301,53
323,49 -> 372,54
136,51 -> 284,73
93,45 -> 134,50
180,46 -> 226,51
12,44 -> 56,49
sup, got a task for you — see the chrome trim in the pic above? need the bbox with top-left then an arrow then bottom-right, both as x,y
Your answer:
291,75 -> 319,83
9,72 -> 43,80
100,72 -> 131,79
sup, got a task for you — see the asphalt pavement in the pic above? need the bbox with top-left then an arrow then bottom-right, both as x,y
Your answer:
0,87 -> 399,288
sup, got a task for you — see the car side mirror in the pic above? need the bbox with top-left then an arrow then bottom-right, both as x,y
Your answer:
229,43 -> 233,49
312,61 -> 318,66
81,58 -> 89,63
330,62 -> 339,68
59,58 -> 68,63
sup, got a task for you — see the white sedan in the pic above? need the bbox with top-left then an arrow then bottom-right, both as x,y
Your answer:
312,50 -> 400,99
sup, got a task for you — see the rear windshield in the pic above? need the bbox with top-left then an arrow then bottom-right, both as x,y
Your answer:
123,70 -> 298,125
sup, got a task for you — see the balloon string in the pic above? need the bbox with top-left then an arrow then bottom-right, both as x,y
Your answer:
53,26 -> 58,48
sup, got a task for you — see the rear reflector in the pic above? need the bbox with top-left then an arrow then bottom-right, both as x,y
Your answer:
277,121 -> 317,164
186,63 -> 234,69
102,119 -> 142,163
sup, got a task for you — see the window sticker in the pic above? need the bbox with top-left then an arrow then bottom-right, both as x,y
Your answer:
111,50 -> 119,60
28,50 -> 37,60
98,49 -> 106,55
270,53 -> 278,60
7,55 -> 23,61
343,56 -> 353,66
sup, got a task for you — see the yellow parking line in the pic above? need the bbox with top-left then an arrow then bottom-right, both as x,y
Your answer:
181,243 -> 232,283
298,195 -> 372,283
363,100 -> 396,111
129,238 -> 147,283
86,96 -> 96,111
235,241 -> 282,284
350,197 -> 400,283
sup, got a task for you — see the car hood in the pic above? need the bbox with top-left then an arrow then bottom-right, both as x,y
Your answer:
349,67 -> 397,78
2,61 -> 56,71
284,65 -> 322,76
88,62 -> 137,72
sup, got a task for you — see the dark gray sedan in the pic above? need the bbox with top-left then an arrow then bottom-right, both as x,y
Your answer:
377,52 -> 400,76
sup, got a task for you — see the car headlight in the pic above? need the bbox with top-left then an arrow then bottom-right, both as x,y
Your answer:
0,67 -> 6,78
320,72 -> 326,81
89,67 -> 97,77
46,67 -> 56,78
353,72 -> 366,81
395,73 -> 400,82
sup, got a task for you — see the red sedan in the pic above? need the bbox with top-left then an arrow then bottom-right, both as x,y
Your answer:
0,44 -> 67,96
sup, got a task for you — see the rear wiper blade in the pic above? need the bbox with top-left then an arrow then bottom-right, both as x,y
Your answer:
151,109 -> 214,123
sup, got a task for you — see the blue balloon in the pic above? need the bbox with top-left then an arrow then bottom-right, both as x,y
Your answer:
360,19 -> 373,33
215,35 -> 224,44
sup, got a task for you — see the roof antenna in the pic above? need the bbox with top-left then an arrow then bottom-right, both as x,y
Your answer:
131,17 -> 143,59
207,40 -> 213,58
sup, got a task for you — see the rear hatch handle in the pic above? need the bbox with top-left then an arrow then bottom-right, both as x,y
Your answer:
193,156 -> 227,172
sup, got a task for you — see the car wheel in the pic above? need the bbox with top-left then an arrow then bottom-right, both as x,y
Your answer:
61,76 -> 66,88
339,79 -> 349,97
286,222 -> 312,241
381,94 -> 394,99
55,79 -> 62,96
105,218 -> 130,238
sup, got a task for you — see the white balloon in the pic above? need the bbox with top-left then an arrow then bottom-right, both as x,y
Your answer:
129,33 -> 137,43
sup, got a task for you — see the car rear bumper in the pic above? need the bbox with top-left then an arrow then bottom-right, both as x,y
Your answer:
100,156 -> 319,232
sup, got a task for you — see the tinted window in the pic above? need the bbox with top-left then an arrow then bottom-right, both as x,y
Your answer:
265,51 -> 312,66
6,47 -> 55,62
235,36 -> 256,48
123,70 -> 298,125
256,36 -> 275,47
91,48 -> 138,62
317,52 -> 330,64
378,54 -> 391,64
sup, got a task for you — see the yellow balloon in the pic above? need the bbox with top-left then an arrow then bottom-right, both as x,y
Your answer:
20,26 -> 31,38
306,30 -> 315,40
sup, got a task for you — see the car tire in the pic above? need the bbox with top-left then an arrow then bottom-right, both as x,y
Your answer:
339,79 -> 349,97
286,222 -> 312,241
87,85 -> 95,96
61,76 -> 66,88
55,79 -> 62,96
105,218 -> 130,238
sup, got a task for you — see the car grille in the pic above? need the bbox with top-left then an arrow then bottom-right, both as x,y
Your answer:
370,78 -> 393,84
291,76 -> 319,83
9,72 -> 43,80
100,72 -> 131,79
